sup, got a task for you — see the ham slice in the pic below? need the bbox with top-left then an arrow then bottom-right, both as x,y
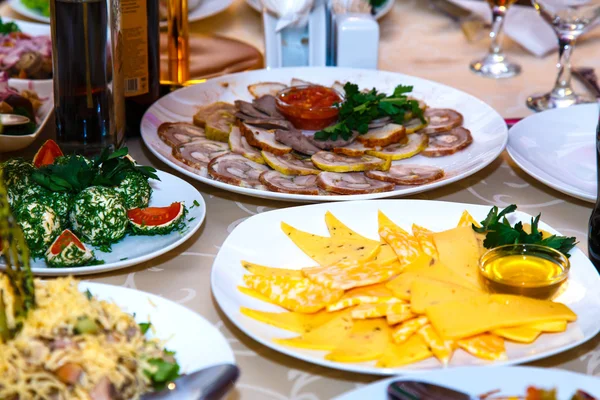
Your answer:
366,133 -> 428,161
366,164 -> 444,185
259,171 -> 319,195
239,123 -> 292,155
193,102 -> 236,128
356,123 -> 406,147
421,127 -> 473,157
261,151 -> 320,175
228,126 -> 265,164
317,172 -> 395,195
252,95 -> 283,118
421,108 -> 463,135
307,131 -> 359,150
172,140 -> 230,175
248,82 -> 287,98
311,151 -> 390,173
158,122 -> 205,148
333,141 -> 373,157
208,153 -> 269,188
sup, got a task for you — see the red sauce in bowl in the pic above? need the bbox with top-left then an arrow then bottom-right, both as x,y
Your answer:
275,85 -> 342,130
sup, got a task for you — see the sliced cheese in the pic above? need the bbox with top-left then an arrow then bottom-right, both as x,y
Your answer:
387,311 -> 417,325
325,318 -> 391,362
376,334 -> 432,368
351,302 -> 410,319
457,334 -> 507,361
392,316 -> 429,343
324,211 -> 379,244
418,324 -> 455,366
242,260 -> 303,278
457,210 -> 481,228
378,213 -> 423,265
326,283 -> 398,311
410,279 -> 480,314
527,320 -> 568,333
412,224 -> 438,259
303,259 -> 403,290
492,326 -> 541,343
426,294 -> 577,340
238,285 -> 277,305
432,226 -> 483,289
274,310 -> 354,350
240,307 -> 343,334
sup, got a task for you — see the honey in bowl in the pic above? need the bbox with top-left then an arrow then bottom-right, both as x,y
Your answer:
479,244 -> 570,299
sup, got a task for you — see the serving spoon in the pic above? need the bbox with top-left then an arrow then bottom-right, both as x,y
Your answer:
0,114 -> 31,126
141,364 -> 240,400
388,381 -> 473,400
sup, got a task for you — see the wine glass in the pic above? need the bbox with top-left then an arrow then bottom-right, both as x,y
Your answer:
470,0 -> 522,79
527,0 -> 600,111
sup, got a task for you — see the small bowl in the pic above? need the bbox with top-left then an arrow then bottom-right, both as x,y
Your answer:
275,85 -> 344,131
479,244 -> 570,299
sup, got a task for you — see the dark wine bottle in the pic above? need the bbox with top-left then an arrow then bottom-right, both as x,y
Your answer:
122,0 -> 160,137
587,106 -> 600,273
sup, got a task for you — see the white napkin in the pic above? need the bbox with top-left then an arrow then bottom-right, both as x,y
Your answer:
261,0 -> 315,32
449,0 -> 557,57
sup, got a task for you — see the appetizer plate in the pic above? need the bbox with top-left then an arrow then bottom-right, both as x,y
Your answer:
141,67 -> 508,203
0,78 -> 53,153
507,104 -> 598,203
1,170 -> 206,276
211,200 -> 600,375
245,0 -> 395,20
333,366 -> 600,399
81,281 -> 235,374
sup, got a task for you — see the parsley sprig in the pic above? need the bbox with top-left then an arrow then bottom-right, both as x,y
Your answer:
473,205 -> 577,257
314,83 -> 424,141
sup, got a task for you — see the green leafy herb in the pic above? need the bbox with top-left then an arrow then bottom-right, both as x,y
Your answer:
0,18 -> 21,34
84,289 -> 93,300
314,83 -> 423,141
144,357 -> 180,391
139,322 -> 152,335
191,199 -> 200,208
474,205 -> 577,257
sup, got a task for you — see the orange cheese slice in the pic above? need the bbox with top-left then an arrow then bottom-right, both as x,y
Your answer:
378,211 -> 423,265
242,260 -> 304,278
240,307 -> 344,334
325,318 -> 391,363
492,326 -> 541,344
303,259 -> 403,290
376,334 -> 432,368
351,302 -> 410,319
457,210 -> 481,228
274,310 -> 354,351
243,274 -> 344,313
457,334 -> 507,361
418,324 -> 455,366
432,226 -> 483,289
238,286 -> 277,305
392,316 -> 429,343
387,311 -> 417,325
412,224 -> 438,259
326,282 -> 398,311
410,279 -> 480,314
527,320 -> 568,332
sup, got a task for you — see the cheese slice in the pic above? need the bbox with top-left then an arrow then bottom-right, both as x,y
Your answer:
426,294 -> 577,340
281,222 -> 381,266
376,334 -> 432,368
412,224 -> 438,259
492,326 -> 541,343
303,259 -> 403,290
325,211 -> 379,244
351,302 -> 410,319
325,318 -> 391,362
433,226 -> 484,289
378,211 -> 423,265
457,334 -> 507,361
274,310 -> 354,350
242,260 -> 304,278
457,210 -> 481,228
418,324 -> 455,366
527,320 -> 568,332
392,316 -> 429,343
372,242 -> 400,266
240,307 -> 343,334
238,286 -> 277,305
387,311 -> 417,325
410,279 -> 480,314
243,274 -> 344,313
326,283 -> 399,311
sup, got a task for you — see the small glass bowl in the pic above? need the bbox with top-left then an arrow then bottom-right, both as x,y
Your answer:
479,244 -> 570,299
275,85 -> 344,131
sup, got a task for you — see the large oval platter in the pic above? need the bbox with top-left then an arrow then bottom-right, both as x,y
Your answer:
141,67 -> 507,202
210,200 -> 600,375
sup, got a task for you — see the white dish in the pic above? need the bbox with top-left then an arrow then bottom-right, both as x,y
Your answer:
246,0 -> 395,20
507,104 -> 598,203
10,0 -> 232,25
333,366 -> 600,399
1,170 -> 206,276
211,199 -> 600,375
80,281 -> 235,374
141,67 -> 508,203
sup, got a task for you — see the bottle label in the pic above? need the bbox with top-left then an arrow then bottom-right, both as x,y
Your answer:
121,0 -> 149,97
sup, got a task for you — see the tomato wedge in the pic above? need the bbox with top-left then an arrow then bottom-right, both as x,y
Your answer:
50,229 -> 86,255
33,139 -> 64,168
127,202 -> 182,227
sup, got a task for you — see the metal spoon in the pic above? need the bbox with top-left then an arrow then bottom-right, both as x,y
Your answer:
0,114 -> 31,126
141,364 -> 240,400
388,380 -> 473,400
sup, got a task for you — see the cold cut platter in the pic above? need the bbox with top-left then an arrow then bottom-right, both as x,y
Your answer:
141,67 -> 508,202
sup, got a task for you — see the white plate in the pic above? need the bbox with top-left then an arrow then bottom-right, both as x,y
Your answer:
141,67 -> 508,203
333,366 -> 600,399
10,0 -> 232,25
80,281 -> 235,374
1,170 -> 206,276
507,104 -> 598,203
211,200 -> 600,375
245,0 -> 395,20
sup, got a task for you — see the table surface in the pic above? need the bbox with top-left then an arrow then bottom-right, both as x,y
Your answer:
2,0 -> 600,398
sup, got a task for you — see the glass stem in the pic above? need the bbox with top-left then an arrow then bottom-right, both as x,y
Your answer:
489,6 -> 507,56
552,36 -> 576,99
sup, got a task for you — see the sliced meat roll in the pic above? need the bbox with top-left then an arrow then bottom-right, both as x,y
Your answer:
366,165 -> 444,185
366,133 -> 428,161
262,151 -> 320,175
248,82 -> 287,98
404,117 -> 428,134
333,141 -> 373,157
421,127 -> 473,157
307,131 -> 359,150
173,140 -> 230,175
158,122 -> 205,148
291,78 -> 314,86
421,108 -> 463,135
356,123 -> 406,147
311,151 -> 390,172
259,171 -> 319,195
208,153 -> 269,187
252,95 -> 283,118
239,123 -> 292,155
229,126 -> 265,164
193,102 -> 236,128
235,115 -> 292,130
275,129 -> 321,155
317,172 -> 395,195
368,117 -> 392,129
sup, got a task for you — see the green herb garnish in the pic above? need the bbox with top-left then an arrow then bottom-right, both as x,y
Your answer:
144,357 -> 180,390
84,289 -> 93,300
0,18 -> 21,35
314,83 -> 423,141
139,322 -> 152,335
473,205 -> 577,257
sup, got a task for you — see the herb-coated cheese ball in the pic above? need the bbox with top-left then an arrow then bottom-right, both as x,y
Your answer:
20,183 -> 72,219
1,158 -> 35,208
113,171 -> 152,209
70,186 -> 128,246
14,200 -> 62,255
53,154 -> 93,166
